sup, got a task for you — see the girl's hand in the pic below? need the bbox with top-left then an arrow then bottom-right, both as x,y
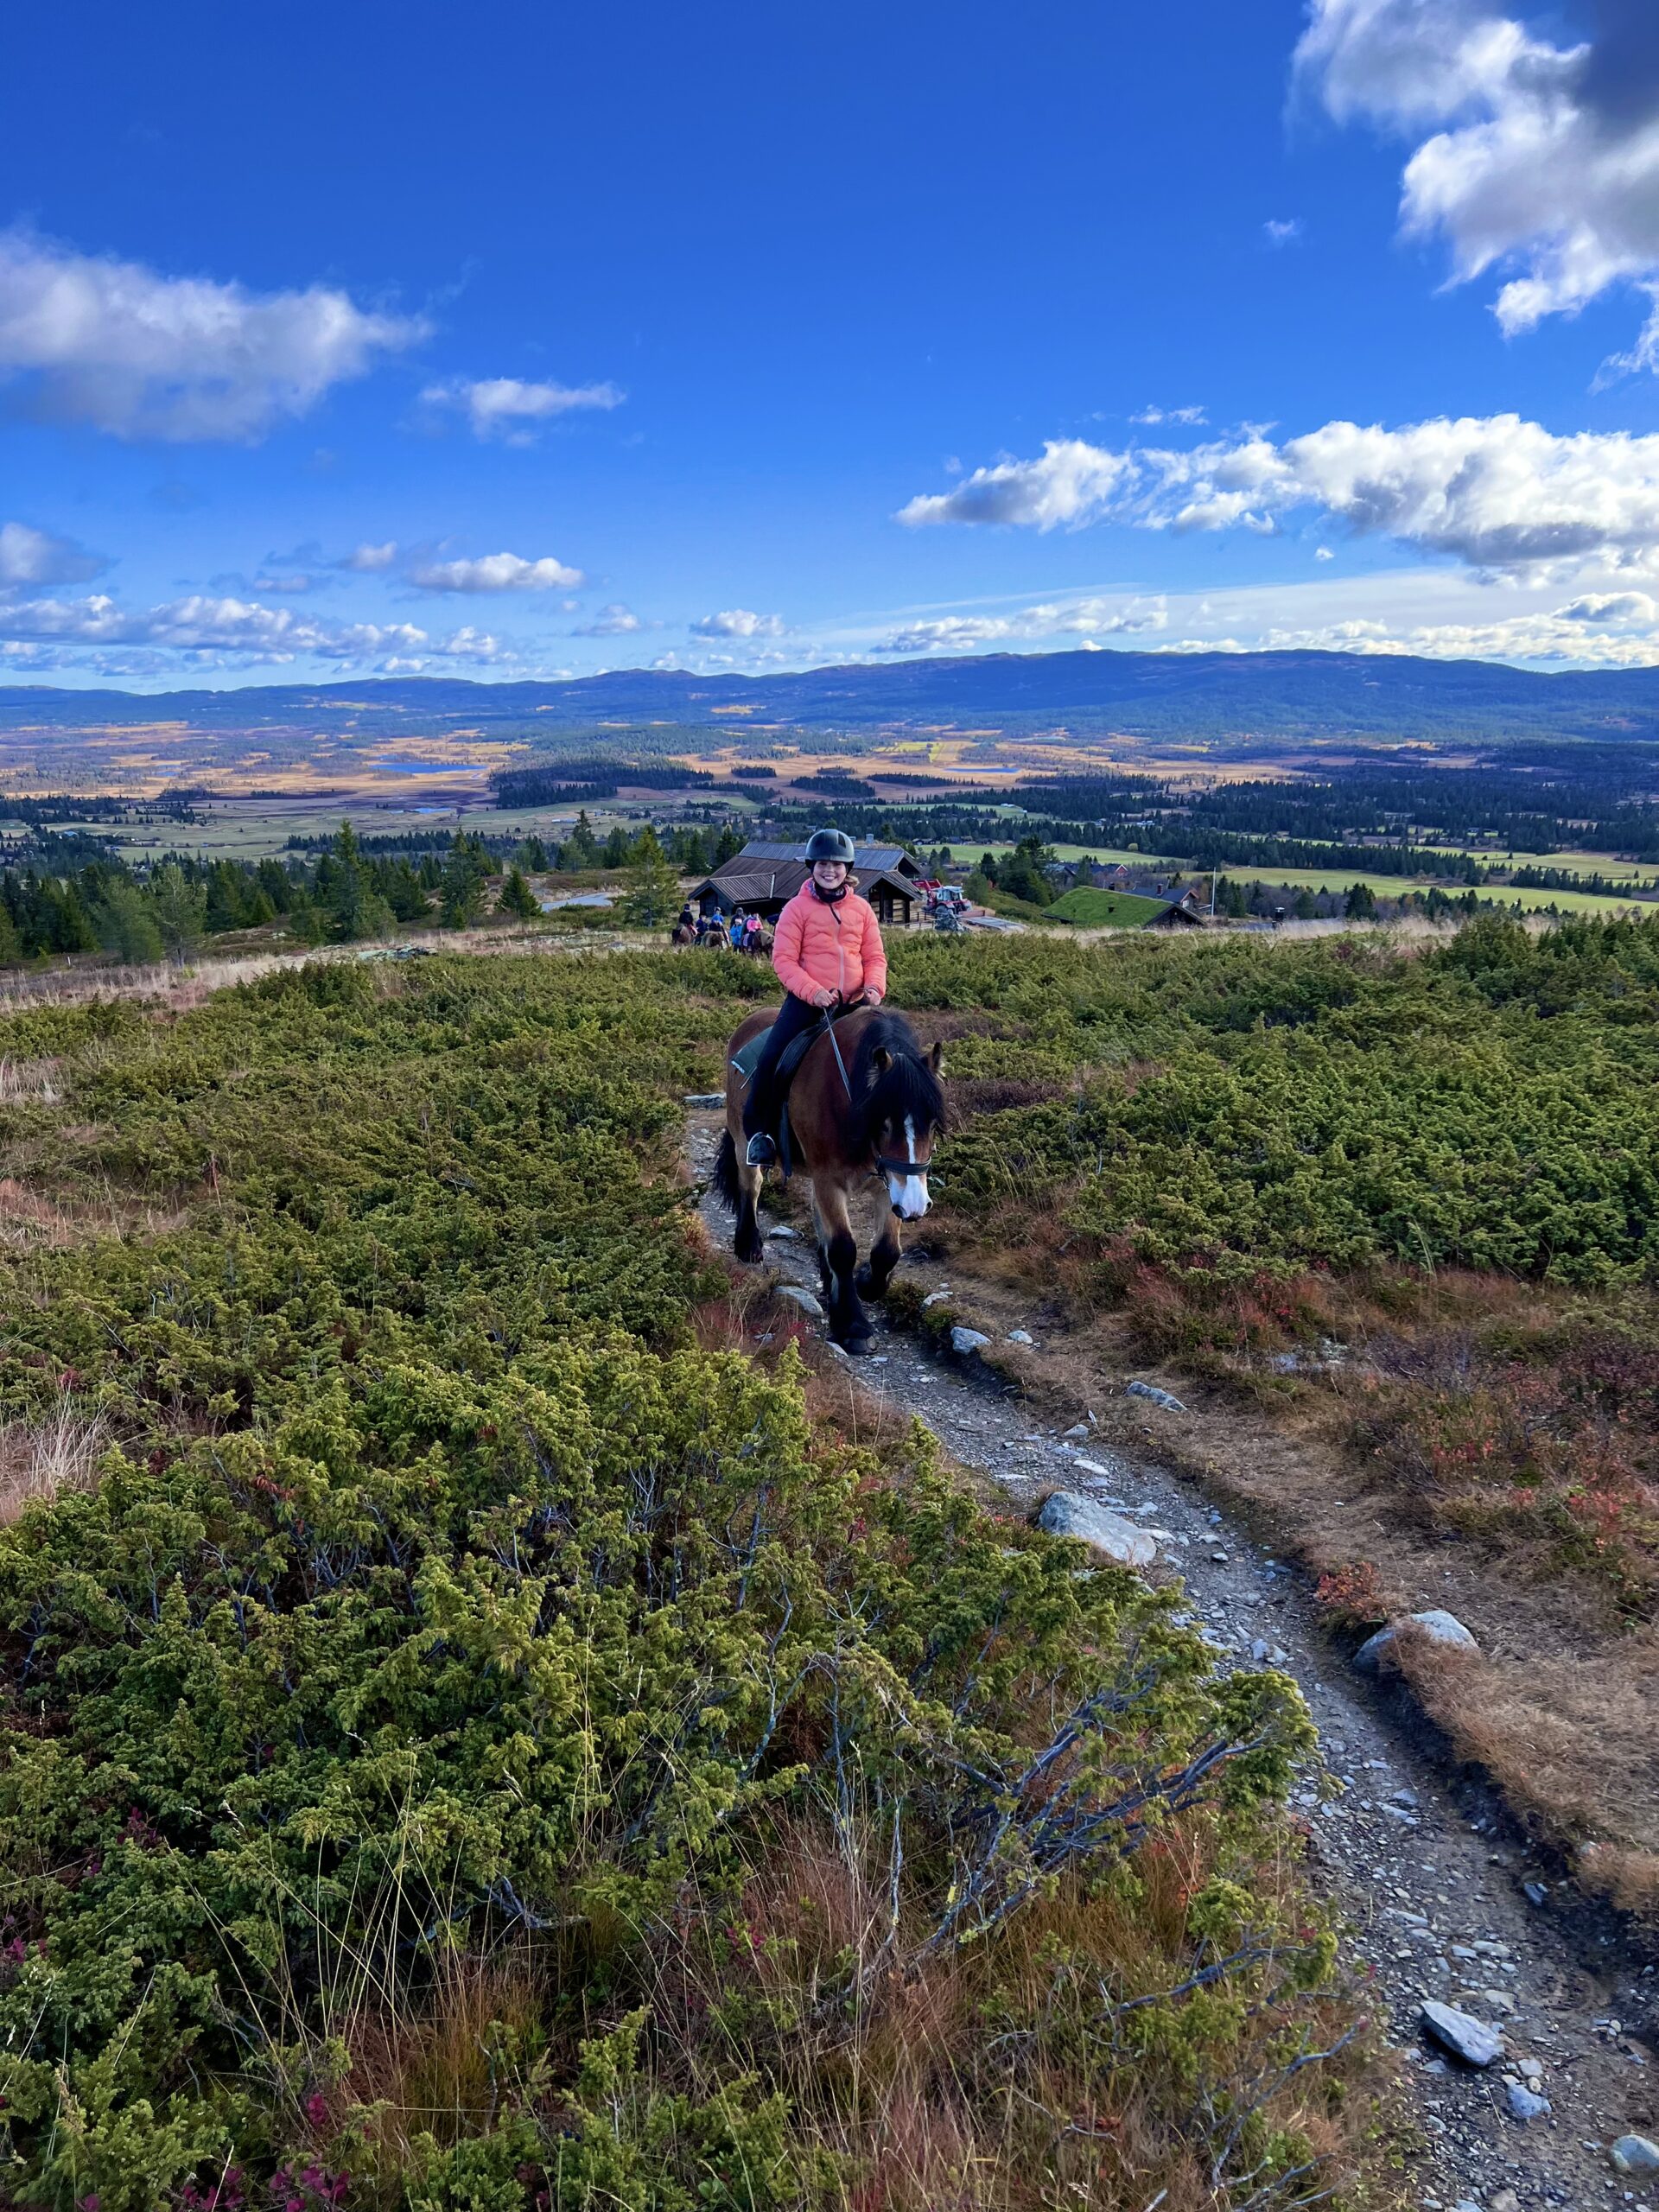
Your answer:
811,987 -> 836,1008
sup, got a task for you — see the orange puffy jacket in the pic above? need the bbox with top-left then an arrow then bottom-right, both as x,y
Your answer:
772,881 -> 887,1007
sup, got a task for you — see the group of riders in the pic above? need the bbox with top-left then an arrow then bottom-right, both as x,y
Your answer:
675,904 -> 773,955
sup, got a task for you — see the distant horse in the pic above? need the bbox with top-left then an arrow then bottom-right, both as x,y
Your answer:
714,1007 -> 946,1353
670,919 -> 697,947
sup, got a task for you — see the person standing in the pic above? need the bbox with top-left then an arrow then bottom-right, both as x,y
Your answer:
741,830 -> 887,1166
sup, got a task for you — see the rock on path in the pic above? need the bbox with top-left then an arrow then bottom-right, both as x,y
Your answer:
685,1115 -> 1659,2212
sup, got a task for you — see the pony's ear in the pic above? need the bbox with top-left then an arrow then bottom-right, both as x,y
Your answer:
871,1046 -> 893,1073
927,1041 -> 945,1075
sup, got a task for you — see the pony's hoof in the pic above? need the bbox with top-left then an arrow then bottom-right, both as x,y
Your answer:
734,1234 -> 765,1264
838,1332 -> 875,1358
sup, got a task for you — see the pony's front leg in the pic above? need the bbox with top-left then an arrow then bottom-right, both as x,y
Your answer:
734,1155 -> 765,1263
811,1177 -> 872,1354
855,1214 -> 903,1301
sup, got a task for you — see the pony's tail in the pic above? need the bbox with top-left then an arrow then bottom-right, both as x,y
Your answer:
712,1128 -> 741,1214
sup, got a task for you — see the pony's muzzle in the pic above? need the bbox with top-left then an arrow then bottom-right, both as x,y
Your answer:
887,1173 -> 930,1220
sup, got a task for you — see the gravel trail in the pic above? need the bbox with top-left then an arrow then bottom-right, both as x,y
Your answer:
687,1107 -> 1657,2212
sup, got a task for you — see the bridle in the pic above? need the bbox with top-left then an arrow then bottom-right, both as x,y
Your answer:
815,1006 -> 936,1188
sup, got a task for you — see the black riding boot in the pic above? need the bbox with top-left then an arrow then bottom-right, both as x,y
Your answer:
742,993 -> 820,1165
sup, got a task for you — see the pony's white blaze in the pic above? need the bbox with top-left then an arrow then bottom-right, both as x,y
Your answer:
887,1113 -> 931,1220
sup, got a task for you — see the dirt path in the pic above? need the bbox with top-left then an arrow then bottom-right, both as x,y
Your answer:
686,1105 -> 1658,2212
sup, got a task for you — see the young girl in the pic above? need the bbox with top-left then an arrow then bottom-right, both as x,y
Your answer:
742,829 -> 887,1166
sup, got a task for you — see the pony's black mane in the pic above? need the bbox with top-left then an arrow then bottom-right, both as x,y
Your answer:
848,1010 -> 946,1149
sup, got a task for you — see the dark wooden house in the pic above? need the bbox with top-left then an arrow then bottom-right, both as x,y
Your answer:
689,841 -> 923,926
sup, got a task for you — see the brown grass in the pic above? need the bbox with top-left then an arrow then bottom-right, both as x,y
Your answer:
0,1406 -> 107,1522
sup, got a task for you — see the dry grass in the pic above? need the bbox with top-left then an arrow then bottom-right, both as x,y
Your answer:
0,1057 -> 62,1104
0,1406 -> 107,1522
1395,1629 -> 1659,1915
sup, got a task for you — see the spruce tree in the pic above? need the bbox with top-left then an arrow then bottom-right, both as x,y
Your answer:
498,865 -> 539,921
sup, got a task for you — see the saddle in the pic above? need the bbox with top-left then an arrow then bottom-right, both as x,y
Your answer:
731,1008 -> 855,1178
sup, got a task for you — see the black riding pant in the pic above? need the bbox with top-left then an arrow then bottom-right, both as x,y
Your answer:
741,992 -> 822,1140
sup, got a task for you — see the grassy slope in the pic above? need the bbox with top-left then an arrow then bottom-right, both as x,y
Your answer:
0,953 -> 1382,2212
878,919 -> 1659,1910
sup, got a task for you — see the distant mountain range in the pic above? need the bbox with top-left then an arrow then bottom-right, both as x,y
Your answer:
6,647 -> 1659,746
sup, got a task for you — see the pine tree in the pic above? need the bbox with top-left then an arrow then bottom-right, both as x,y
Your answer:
498,865 -> 539,921
618,831 -> 683,927
562,812 -> 601,870
94,880 -> 165,963
147,863 -> 207,958
1344,881 -> 1377,919
440,835 -> 487,929
712,822 -> 742,867
602,826 -> 632,869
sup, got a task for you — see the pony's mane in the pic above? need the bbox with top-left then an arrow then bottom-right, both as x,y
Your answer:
849,1010 -> 946,1148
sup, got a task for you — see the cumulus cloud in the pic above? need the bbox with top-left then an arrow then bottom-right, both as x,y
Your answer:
1132,404 -> 1208,425
570,602 -> 642,636
898,439 -> 1135,529
899,412 -> 1659,577
1263,218 -> 1306,245
1294,0 -> 1659,365
0,227 -> 427,441
0,519 -> 106,588
421,375 -> 625,442
409,550 -> 585,592
874,595 -> 1168,654
341,540 -> 397,571
690,607 -> 785,637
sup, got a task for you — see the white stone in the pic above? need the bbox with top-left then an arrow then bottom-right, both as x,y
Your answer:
1037,1492 -> 1159,1570
1355,1610 -> 1479,1673
1006,1329 -> 1036,1345
774,1285 -> 824,1320
1126,1379 -> 1185,1412
950,1325 -> 992,1355
1421,2000 -> 1504,2068
1611,2137 -> 1659,2176
921,1288 -> 952,1308
766,1224 -> 801,1240
1505,2082 -> 1550,2120
1072,1456 -> 1114,1478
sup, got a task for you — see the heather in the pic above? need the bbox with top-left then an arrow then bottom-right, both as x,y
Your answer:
0,954 -> 1376,2212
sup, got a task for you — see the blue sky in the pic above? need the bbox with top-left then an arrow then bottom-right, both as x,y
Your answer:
5,0 -> 1659,688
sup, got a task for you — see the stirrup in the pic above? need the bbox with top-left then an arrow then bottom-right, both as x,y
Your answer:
745,1132 -> 778,1167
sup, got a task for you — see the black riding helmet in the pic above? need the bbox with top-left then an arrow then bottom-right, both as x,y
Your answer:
804,828 -> 855,864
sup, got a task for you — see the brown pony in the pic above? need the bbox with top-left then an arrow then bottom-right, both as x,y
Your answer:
714,1007 -> 946,1352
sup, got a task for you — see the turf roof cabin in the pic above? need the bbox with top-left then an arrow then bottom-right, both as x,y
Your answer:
690,839 -> 924,925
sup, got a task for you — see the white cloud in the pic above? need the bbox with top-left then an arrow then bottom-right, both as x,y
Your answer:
570,601 -> 642,636
0,588 -> 518,671
0,226 -> 427,441
898,438 -> 1135,528
874,594 -> 1168,654
1294,0 -> 1659,366
421,375 -> 625,442
1132,404 -> 1208,425
342,540 -> 397,571
1257,595 -> 1659,666
1315,543 -> 1336,559
251,572 -> 314,594
1263,218 -> 1306,245
690,607 -> 785,637
899,411 -> 1659,577
0,519 -> 105,588
410,550 -> 585,592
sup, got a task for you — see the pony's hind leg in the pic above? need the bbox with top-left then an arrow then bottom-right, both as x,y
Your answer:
811,1176 -> 871,1352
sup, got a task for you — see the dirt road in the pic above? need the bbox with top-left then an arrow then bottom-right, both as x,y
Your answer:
687,1105 -> 1657,2212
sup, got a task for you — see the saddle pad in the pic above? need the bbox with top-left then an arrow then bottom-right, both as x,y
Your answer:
729,1020 -> 825,1092
729,1027 -> 772,1084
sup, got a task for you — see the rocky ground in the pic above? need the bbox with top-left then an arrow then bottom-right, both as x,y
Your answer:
686,1106 -> 1658,2212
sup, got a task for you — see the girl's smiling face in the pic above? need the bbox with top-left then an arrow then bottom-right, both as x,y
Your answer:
811,860 -> 848,892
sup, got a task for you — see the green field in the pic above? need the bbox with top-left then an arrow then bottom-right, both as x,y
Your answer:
1044,885 -> 1170,926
